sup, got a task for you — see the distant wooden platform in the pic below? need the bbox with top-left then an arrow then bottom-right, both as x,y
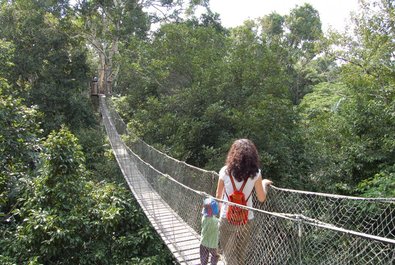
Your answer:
100,96 -> 203,265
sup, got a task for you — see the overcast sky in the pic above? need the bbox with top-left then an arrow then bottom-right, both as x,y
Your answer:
208,0 -> 361,32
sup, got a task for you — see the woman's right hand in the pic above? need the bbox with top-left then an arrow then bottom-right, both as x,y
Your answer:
262,179 -> 272,194
262,179 -> 273,187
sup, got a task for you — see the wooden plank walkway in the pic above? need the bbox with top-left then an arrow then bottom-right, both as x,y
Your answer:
100,96 -> 202,265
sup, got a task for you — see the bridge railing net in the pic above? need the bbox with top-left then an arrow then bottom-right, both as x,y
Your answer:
105,97 -> 395,265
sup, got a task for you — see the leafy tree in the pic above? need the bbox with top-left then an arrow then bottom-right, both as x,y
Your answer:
0,1 -> 174,263
258,4 -> 326,105
116,17 -> 304,183
0,84 -> 42,222
215,20 -> 303,181
299,0 -> 395,195
0,0 -> 94,133
299,82 -> 352,191
285,4 -> 325,105
0,40 -> 15,83
260,12 -> 284,37
72,0 -> 210,95
10,127 -> 172,264
72,0 -> 150,95
333,0 -> 394,195
285,3 -> 322,52
75,126 -> 125,183
117,20 -> 230,167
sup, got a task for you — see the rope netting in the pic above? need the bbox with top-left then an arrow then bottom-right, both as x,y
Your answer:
102,96 -> 395,265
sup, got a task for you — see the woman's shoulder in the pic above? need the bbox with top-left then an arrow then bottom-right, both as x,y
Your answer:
218,166 -> 227,179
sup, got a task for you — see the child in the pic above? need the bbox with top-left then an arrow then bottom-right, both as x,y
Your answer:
200,197 -> 219,265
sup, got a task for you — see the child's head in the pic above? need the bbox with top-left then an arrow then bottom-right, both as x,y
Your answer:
202,197 -> 219,217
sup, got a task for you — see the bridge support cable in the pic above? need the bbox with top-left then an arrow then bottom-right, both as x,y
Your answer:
101,96 -> 395,265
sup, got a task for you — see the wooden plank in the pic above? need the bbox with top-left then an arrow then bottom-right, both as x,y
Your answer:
162,228 -> 195,237
175,242 -> 201,252
157,221 -> 187,230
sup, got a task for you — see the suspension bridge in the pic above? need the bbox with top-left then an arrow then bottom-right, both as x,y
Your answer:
99,95 -> 395,265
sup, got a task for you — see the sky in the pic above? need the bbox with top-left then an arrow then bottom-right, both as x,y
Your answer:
208,0 -> 361,32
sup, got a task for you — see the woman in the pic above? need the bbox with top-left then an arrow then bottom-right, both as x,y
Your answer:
216,139 -> 272,265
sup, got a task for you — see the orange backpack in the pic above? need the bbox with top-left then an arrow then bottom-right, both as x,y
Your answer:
225,175 -> 251,225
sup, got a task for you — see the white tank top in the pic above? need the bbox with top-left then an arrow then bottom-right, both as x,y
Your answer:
219,166 -> 261,220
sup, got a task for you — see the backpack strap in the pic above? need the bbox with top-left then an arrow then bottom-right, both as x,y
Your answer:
237,175 -> 253,203
230,174 -> 248,192
225,174 -> 249,199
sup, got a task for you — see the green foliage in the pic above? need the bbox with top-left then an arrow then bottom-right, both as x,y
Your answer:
0,0 -> 94,133
357,169 -> 395,197
73,0 -> 151,95
116,21 -> 231,168
260,12 -> 284,36
42,127 -> 86,178
117,19 -> 304,182
300,77 -> 394,194
1,3 -> 394,264
0,86 -> 42,216
115,0 -> 393,197
258,4 -> 328,105
75,126 -> 124,183
285,3 -> 323,50
0,1 -> 175,264
299,82 -> 352,190
0,255 -> 17,265
8,127 -> 172,264
298,0 -> 395,194
0,40 -> 15,82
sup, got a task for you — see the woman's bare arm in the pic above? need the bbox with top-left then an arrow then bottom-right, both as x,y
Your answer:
255,175 -> 273,202
216,178 -> 224,199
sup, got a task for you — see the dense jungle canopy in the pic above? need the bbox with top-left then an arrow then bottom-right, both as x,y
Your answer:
0,0 -> 394,264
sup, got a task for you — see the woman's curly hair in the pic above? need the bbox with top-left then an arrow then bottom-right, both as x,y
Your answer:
226,139 -> 260,182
